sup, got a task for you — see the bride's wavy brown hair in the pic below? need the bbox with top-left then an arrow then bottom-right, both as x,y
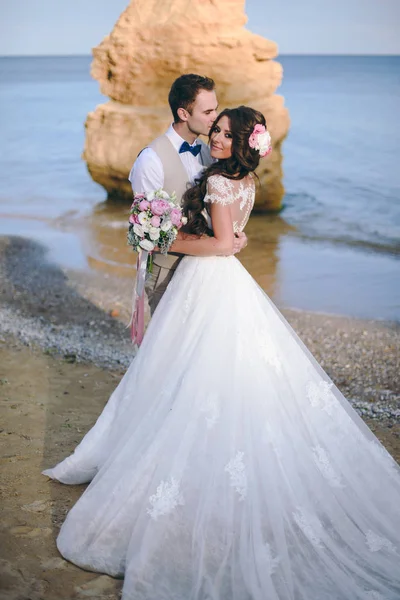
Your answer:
182,106 -> 266,236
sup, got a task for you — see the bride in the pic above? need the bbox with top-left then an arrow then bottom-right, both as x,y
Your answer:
43,107 -> 400,600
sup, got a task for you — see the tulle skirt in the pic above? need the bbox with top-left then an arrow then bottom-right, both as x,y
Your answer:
43,255 -> 400,600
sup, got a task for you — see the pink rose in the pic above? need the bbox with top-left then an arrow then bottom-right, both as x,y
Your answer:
249,123 -> 267,149
135,193 -> 146,199
150,215 -> 161,227
139,199 -> 150,211
129,213 -> 139,224
253,124 -> 265,135
170,208 -> 182,227
151,199 -> 170,216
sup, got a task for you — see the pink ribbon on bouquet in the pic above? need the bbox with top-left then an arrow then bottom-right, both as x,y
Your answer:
129,250 -> 149,346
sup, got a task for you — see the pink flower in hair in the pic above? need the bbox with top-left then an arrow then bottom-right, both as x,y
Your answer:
249,123 -> 272,157
249,124 -> 265,147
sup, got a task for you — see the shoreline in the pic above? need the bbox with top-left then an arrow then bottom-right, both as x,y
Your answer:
1,234 -> 399,423
1,207 -> 399,323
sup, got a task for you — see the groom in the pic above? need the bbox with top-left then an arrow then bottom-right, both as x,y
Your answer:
129,73 -> 247,314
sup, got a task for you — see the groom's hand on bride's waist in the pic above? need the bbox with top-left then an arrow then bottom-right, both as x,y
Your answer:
233,232 -> 248,254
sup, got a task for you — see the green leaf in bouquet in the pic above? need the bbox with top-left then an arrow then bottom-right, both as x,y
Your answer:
147,253 -> 153,274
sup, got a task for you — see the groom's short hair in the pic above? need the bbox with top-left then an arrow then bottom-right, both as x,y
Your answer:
169,74 -> 215,123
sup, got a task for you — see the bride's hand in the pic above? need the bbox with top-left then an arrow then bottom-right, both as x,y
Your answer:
233,231 -> 248,254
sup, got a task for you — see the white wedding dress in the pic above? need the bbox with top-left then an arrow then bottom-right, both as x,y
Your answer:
43,174 -> 400,600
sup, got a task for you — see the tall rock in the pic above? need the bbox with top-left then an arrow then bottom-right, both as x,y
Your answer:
83,0 -> 290,211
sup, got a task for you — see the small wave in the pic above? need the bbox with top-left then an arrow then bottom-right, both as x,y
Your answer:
283,192 -> 324,209
289,231 -> 400,257
281,190 -> 400,256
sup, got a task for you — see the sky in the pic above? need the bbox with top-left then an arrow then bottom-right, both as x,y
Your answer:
0,0 -> 399,56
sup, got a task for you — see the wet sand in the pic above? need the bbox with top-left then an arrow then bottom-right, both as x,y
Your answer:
0,234 -> 399,599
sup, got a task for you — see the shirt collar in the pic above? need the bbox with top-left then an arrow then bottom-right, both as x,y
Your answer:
166,124 -> 199,152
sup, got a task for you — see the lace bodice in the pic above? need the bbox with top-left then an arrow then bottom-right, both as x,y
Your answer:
202,174 -> 255,234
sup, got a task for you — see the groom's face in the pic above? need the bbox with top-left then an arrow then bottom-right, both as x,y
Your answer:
186,89 -> 218,137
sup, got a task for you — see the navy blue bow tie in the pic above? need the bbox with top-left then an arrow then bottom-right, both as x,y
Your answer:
179,141 -> 201,157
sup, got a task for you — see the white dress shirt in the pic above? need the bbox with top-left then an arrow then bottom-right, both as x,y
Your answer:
129,124 -> 207,194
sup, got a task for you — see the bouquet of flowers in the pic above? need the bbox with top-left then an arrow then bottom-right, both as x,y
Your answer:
127,189 -> 187,258
127,189 -> 187,347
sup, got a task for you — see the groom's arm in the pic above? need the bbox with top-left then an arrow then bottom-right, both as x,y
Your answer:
129,148 -> 163,193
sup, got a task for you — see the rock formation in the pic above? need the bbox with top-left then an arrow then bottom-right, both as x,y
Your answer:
83,0 -> 290,211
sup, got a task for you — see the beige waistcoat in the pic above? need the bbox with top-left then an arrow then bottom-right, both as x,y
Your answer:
148,135 -> 212,269
148,134 -> 212,202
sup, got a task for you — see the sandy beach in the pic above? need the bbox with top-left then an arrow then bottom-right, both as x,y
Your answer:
1,234 -> 399,599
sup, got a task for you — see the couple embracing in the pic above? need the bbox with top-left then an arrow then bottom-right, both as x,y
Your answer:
129,73 -> 259,314
43,75 -> 400,600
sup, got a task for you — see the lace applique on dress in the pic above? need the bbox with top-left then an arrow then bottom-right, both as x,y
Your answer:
224,451 -> 247,501
259,339 -> 282,373
235,181 -> 255,233
365,530 -> 397,553
147,477 -> 184,521
264,421 -> 284,461
364,592 -> 385,600
312,446 -> 344,488
293,507 -> 324,548
203,176 -> 236,206
306,380 -> 337,415
262,541 -> 281,576
182,288 -> 193,320
200,392 -> 220,430
203,174 -> 255,234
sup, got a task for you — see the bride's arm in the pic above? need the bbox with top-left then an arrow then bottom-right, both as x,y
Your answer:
169,204 -> 235,256
170,175 -> 248,256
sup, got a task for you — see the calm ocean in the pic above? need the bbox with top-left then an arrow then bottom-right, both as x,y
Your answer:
0,55 -> 399,319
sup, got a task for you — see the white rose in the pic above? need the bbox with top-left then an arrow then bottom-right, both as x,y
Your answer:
142,221 -> 151,233
149,226 -> 160,241
138,212 -> 150,225
161,219 -> 172,232
181,216 -> 188,225
146,191 -> 155,202
133,223 -> 144,237
257,131 -> 272,154
156,190 -> 170,200
139,239 -> 155,251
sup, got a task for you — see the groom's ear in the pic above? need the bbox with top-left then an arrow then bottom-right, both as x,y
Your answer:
177,107 -> 189,122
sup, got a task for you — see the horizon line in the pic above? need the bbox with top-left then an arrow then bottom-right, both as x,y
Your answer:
1,52 -> 400,59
